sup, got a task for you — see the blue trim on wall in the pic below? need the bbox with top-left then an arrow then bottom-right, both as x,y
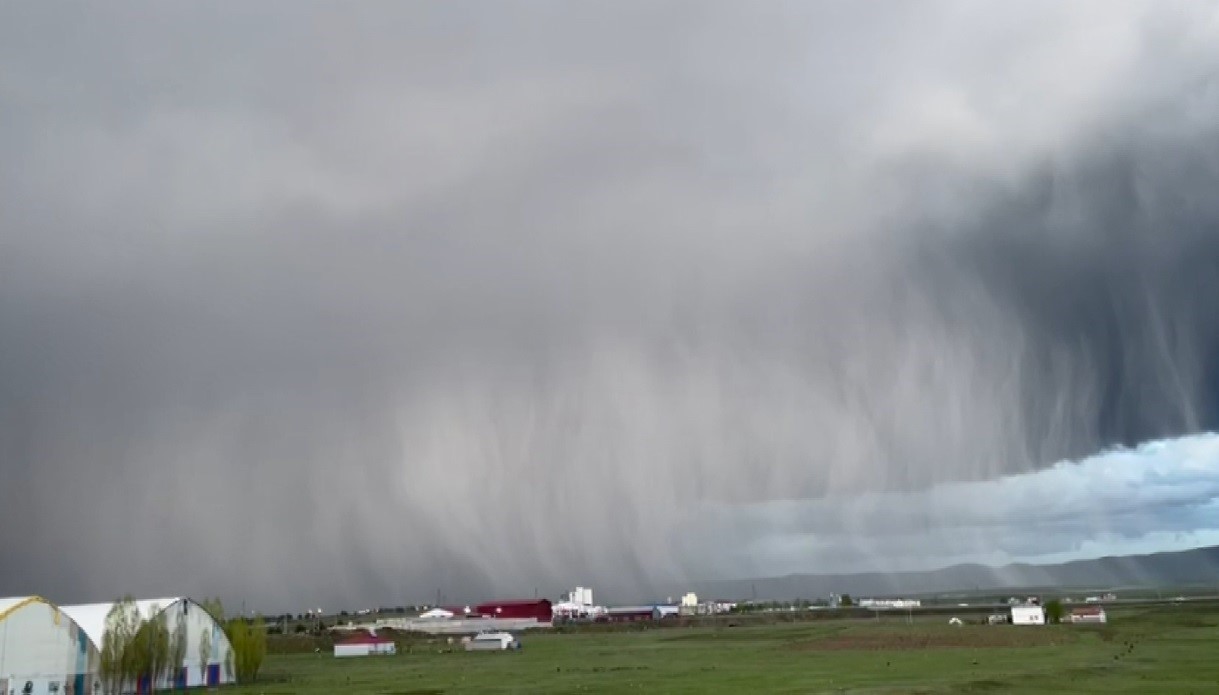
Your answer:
75,627 -> 88,695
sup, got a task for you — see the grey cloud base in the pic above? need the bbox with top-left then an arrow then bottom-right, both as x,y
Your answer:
1,1 -> 1219,611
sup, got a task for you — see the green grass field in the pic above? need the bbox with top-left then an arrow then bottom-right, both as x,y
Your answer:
233,604 -> 1219,694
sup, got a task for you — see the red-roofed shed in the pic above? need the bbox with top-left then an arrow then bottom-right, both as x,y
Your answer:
335,631 -> 396,657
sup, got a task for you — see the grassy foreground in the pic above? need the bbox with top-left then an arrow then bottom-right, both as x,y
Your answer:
233,604 -> 1219,694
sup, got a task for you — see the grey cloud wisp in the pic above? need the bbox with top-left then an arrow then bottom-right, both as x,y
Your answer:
2,1 -> 1219,611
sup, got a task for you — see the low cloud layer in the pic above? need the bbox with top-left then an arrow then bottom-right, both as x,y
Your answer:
2,1 -> 1219,611
694,434 -> 1219,578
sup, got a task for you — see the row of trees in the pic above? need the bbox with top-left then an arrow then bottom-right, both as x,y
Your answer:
98,596 -> 267,693
98,598 -> 187,695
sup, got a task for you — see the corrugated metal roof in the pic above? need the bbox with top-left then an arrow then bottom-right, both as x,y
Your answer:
605,606 -> 657,614
60,597 -> 184,649
1072,606 -> 1106,615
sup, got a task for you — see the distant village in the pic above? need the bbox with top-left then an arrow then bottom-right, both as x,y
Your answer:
319,585 -> 1125,655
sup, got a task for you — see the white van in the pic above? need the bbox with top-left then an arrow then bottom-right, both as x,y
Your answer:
464,631 -> 521,651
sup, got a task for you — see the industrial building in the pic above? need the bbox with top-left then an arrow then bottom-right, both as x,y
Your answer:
0,596 -> 99,695
566,587 -> 593,607
598,605 -> 680,623
60,597 -> 235,690
473,599 -> 552,622
600,606 -> 656,623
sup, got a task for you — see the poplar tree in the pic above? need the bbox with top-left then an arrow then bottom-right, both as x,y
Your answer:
224,616 -> 267,683
99,597 -> 140,694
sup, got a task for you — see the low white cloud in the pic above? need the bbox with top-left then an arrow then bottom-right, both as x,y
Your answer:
692,433 -> 1219,576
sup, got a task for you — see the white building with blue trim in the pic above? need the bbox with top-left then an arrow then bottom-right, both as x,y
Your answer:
59,598 -> 234,692
0,596 -> 99,695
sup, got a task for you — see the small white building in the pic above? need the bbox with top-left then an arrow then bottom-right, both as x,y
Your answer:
334,633 -> 396,657
1069,607 -> 1107,624
0,596 -> 100,695
1011,605 -> 1046,625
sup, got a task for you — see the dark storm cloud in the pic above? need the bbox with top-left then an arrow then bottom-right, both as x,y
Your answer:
2,1 -> 1219,610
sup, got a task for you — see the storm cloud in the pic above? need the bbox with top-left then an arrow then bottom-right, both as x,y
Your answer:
2,1 -> 1219,611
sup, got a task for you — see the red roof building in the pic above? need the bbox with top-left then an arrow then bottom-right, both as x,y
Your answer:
1069,606 -> 1107,624
337,632 -> 395,645
334,631 -> 396,657
474,599 -> 552,622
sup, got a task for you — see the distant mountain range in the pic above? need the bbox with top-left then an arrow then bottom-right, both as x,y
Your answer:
685,546 -> 1219,601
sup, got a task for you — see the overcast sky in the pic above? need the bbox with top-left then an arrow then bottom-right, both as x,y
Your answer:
3,1 -> 1219,612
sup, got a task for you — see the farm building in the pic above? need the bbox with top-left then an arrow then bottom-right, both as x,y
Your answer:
60,597 -> 235,691
1010,605 -> 1046,625
0,596 -> 100,695
334,632 -> 396,657
653,605 -> 680,620
1069,606 -> 1107,624
474,599 -> 552,622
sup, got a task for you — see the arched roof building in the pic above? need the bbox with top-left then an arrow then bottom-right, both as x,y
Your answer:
59,598 -> 234,692
0,596 -> 99,695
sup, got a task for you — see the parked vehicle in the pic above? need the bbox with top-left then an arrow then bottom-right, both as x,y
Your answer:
464,631 -> 521,651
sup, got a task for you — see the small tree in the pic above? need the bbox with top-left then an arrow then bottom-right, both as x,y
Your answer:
199,598 -> 225,622
840,594 -> 853,607
1044,599 -> 1065,624
100,597 -> 141,695
126,603 -> 174,692
169,609 -> 188,687
225,616 -> 267,683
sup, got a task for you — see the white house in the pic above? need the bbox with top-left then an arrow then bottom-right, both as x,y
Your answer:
1069,607 -> 1107,624
0,596 -> 100,695
1011,604 -> 1046,625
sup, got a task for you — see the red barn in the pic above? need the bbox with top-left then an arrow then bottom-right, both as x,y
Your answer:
475,599 -> 552,622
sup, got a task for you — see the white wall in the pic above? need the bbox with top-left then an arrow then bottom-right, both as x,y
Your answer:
335,643 -> 394,658
334,644 -> 370,658
0,600 -> 98,695
1011,606 -> 1046,625
155,600 -> 235,690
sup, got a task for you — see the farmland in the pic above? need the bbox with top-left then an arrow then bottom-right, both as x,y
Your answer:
232,602 -> 1219,694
